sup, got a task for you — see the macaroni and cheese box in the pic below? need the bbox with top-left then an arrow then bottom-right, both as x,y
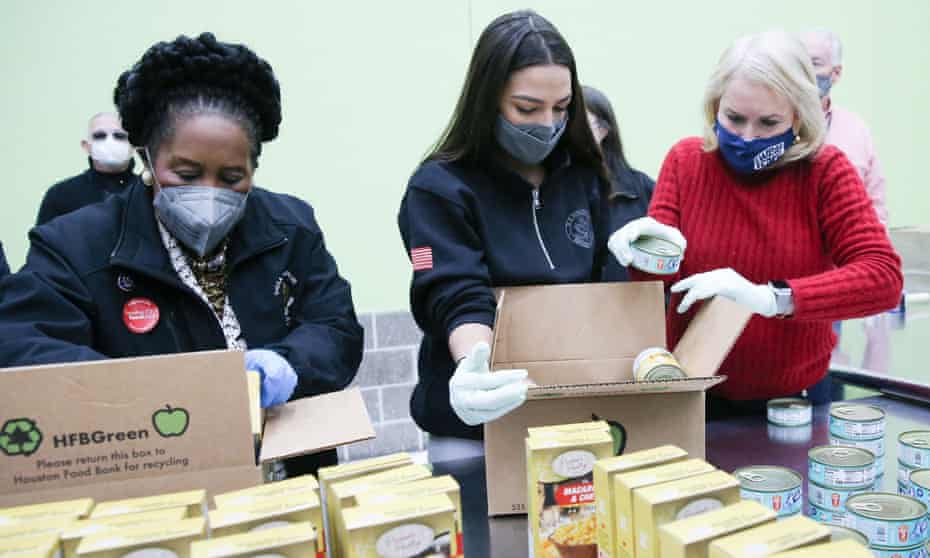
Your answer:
615,459 -> 715,558
208,491 -> 322,557
707,515 -> 830,558
213,474 -> 318,508
76,517 -> 205,558
0,499 -> 94,526
632,471 -> 741,558
90,490 -> 205,518
527,430 -> 614,558
594,445 -> 688,558
190,522 -> 316,558
767,540 -> 872,557
355,475 -> 463,557
528,421 -> 611,438
61,508 -> 188,558
0,534 -> 59,558
341,494 -> 456,558
658,501 -> 776,558
0,516 -> 76,542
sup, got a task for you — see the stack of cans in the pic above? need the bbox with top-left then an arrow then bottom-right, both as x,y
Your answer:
845,492 -> 929,557
829,403 -> 887,480
734,465 -> 803,518
899,431 -> 930,495
808,445 -> 877,525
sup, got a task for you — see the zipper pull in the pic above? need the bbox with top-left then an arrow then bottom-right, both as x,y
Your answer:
531,188 -> 542,210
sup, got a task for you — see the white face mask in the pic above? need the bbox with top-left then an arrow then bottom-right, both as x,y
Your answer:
90,136 -> 132,168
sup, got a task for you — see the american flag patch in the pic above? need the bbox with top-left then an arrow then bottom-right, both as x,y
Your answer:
410,246 -> 433,271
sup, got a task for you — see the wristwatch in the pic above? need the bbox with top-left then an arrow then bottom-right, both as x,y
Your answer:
769,280 -> 794,318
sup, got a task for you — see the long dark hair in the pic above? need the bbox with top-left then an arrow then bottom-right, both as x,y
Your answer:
427,11 -> 604,177
582,85 -> 632,194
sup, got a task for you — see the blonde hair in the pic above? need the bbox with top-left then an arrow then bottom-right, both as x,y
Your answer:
702,30 -> 827,166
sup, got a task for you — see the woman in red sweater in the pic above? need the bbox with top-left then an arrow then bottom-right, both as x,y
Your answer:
609,30 -> 902,416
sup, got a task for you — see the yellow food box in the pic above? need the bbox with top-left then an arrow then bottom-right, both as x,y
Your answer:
707,515 -> 830,558
61,508 -> 188,558
633,471 -> 742,558
0,499 -> 94,526
190,522 -> 316,558
526,429 -> 614,558
76,517 -> 206,558
318,452 -> 413,558
0,534 -> 59,558
355,475 -> 464,557
341,494 -> 456,558
246,370 -> 262,442
658,501 -> 776,558
213,474 -> 319,508
594,445 -> 688,558
0,516 -> 75,541
767,539 -> 872,557
614,458 -> 716,558
90,490 -> 206,518
330,464 -> 433,558
528,421 -> 610,437
208,491 -> 322,557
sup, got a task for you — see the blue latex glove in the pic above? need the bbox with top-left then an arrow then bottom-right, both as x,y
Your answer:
449,342 -> 528,426
245,349 -> 298,408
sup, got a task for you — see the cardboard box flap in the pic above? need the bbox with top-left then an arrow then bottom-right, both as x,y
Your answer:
259,388 -> 374,463
526,375 -> 726,400
491,282 -> 665,379
672,296 -> 752,378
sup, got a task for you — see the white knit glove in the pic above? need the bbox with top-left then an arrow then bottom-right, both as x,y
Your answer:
449,342 -> 529,426
671,268 -> 777,317
607,217 -> 687,266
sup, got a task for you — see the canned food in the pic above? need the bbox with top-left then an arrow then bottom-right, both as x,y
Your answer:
767,422 -> 812,445
809,446 -> 876,488
901,460 -> 920,487
630,236 -> 682,275
633,348 -> 687,381
870,543 -> 929,558
767,398 -> 812,427
910,469 -> 930,510
845,493 -> 929,548
807,502 -> 847,526
734,466 -> 802,517
830,434 -> 885,477
900,432 -> 930,469
827,525 -> 869,546
829,403 -> 886,440
808,480 -> 874,513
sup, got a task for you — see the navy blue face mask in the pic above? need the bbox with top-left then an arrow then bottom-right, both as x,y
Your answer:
715,119 -> 796,174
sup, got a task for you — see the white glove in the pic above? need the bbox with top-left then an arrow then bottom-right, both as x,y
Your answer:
607,217 -> 687,267
449,342 -> 529,426
671,268 -> 777,317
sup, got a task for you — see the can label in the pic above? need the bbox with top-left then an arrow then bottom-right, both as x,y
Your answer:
911,480 -> 930,510
829,414 -> 885,440
870,544 -> 928,558
807,503 -> 848,526
901,481 -> 912,496
901,462 -> 918,485
849,513 -> 929,548
900,442 -> 930,469
633,348 -> 685,382
830,435 -> 886,458
630,237 -> 682,275
740,486 -> 802,517
809,460 -> 875,488
767,404 -> 812,427
808,481 -> 873,512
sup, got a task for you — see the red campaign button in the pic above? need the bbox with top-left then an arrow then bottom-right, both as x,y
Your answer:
123,298 -> 160,334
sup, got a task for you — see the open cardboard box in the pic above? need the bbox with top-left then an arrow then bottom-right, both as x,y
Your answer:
484,282 -> 751,516
0,350 -> 374,508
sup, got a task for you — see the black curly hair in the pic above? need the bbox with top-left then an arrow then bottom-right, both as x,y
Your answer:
114,32 -> 281,166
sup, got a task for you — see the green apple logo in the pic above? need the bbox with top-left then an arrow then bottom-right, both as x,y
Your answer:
0,418 -> 43,457
152,406 -> 190,438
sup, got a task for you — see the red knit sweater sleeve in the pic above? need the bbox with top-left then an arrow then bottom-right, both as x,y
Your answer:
789,146 -> 902,320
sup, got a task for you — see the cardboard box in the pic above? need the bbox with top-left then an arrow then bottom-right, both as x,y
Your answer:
658,501 -> 776,558
615,458 -> 716,558
767,540 -> 872,557
0,534 -> 59,558
76,517 -> 205,558
190,522 -> 316,558
594,445 -> 688,558
213,474 -> 318,508
0,351 -> 375,508
354,476 -> 464,557
330,464 -> 434,558
90,489 -> 206,518
341,494 -> 456,558
62,508 -> 188,558
632,471 -> 741,558
485,283 -> 751,516
0,499 -> 94,526
208,491 -> 323,557
526,430 -> 614,558
707,516 -> 830,558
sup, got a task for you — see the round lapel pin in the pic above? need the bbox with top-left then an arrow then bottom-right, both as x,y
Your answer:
117,274 -> 135,292
123,298 -> 160,334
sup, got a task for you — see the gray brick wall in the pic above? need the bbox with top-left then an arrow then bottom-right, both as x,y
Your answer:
338,311 -> 429,462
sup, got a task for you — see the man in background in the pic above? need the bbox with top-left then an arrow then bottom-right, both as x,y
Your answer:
800,28 -> 888,225
0,241 -> 9,277
36,112 -> 137,225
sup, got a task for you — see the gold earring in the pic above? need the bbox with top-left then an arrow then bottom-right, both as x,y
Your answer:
141,169 -> 153,186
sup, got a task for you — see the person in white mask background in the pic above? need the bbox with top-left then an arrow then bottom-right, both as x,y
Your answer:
0,33 -> 363,478
36,112 -> 138,225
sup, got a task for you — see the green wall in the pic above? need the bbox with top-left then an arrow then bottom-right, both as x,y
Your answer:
2,1 -> 927,312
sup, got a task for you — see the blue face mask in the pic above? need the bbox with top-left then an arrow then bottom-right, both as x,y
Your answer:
816,74 -> 832,98
715,119 -> 796,174
495,115 -> 567,165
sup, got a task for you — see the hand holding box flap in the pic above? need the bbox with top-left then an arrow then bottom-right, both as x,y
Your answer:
259,388 -> 374,463
672,296 -> 752,378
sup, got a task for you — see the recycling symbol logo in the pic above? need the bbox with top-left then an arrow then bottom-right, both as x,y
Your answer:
0,418 -> 43,457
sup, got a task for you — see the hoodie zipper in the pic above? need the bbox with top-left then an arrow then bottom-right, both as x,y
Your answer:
531,187 -> 555,270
